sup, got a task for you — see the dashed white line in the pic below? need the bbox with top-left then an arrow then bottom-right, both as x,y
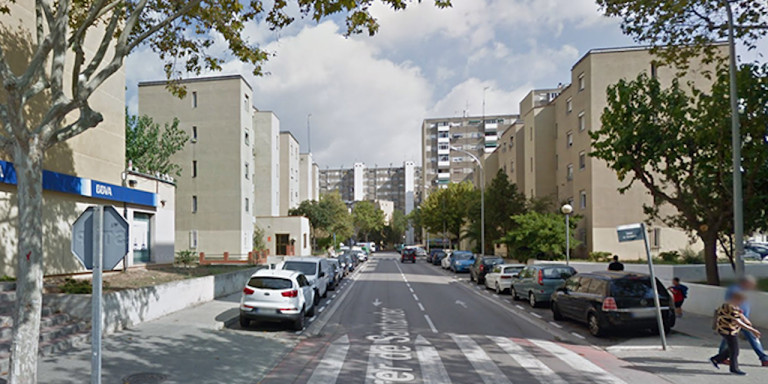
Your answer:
424,315 -> 438,333
418,303 -> 425,311
492,294 -> 499,298
505,299 -> 512,303
332,294 -> 337,299
515,305 -> 525,310
549,321 -> 563,329
318,306 -> 326,313
412,294 -> 420,302
309,316 -> 317,322
570,332 -> 586,340
530,312 -> 543,319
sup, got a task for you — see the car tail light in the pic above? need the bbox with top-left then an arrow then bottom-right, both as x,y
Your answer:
243,287 -> 255,295
602,297 -> 618,311
278,308 -> 297,312
479,265 -> 485,272
537,270 -> 543,285
281,289 -> 298,298
500,275 -> 511,279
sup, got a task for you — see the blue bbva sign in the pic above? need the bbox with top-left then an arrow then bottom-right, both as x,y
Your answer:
0,160 -> 156,207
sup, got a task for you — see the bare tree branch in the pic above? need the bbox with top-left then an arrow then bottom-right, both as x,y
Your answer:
82,8 -> 121,79
48,104 -> 103,145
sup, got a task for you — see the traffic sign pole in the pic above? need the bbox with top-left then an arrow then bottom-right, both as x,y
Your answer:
91,205 -> 103,384
641,223 -> 668,351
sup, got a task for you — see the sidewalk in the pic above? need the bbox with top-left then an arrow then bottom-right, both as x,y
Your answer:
607,312 -> 768,383
29,294 -> 296,384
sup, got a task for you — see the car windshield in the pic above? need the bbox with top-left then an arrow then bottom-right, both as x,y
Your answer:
611,278 -> 667,298
454,252 -> 473,260
542,267 -> 576,279
248,277 -> 293,290
748,245 -> 768,255
282,261 -> 318,276
483,258 -> 503,265
503,267 -> 523,274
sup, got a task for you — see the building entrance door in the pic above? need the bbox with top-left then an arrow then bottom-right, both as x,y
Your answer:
132,213 -> 151,264
276,234 -> 290,256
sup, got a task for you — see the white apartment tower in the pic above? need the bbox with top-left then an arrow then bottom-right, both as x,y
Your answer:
353,163 -> 366,202
279,132 -> 301,215
253,111 -> 281,217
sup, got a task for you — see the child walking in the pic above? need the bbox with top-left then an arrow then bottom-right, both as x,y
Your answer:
710,291 -> 762,376
668,278 -> 688,318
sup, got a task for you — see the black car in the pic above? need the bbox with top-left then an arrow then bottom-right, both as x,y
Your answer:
551,271 -> 676,337
470,256 -> 504,284
427,249 -> 443,263
401,248 -> 416,263
431,251 -> 447,266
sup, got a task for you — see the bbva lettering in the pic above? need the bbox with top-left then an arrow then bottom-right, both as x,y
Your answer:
95,184 -> 113,196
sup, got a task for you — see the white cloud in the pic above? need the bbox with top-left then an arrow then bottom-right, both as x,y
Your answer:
429,78 -> 532,117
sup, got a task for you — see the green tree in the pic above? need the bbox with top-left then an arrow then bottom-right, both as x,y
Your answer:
420,181 -> 475,247
597,0 -> 768,70
352,201 -> 385,242
290,192 -> 354,249
383,209 -> 408,247
590,65 -> 768,285
0,1 -> 451,379
466,170 -> 527,254
125,113 -> 189,177
500,211 -> 580,261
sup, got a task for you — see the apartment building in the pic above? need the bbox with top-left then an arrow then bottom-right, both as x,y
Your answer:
0,3 -> 174,276
279,132 -> 301,216
484,46 -> 724,259
319,162 -> 421,214
139,75 -> 255,256
299,153 -> 320,202
421,114 -> 519,194
253,111 -> 281,217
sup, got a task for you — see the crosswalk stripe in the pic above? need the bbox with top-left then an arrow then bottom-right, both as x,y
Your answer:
529,340 -> 627,384
449,334 -> 512,384
307,335 -> 350,384
489,336 -> 567,384
416,335 -> 452,384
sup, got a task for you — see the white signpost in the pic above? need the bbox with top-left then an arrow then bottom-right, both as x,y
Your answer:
616,223 -> 668,351
72,205 -> 129,384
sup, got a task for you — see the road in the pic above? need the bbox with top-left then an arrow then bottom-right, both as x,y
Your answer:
258,252 -> 671,384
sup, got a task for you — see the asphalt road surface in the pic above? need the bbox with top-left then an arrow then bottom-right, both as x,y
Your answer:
258,252 -> 671,384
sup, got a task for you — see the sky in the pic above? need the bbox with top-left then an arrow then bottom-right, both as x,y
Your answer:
124,1 -> 656,169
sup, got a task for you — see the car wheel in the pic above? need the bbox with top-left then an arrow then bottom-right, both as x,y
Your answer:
552,302 -> 564,321
292,310 -> 305,331
239,315 -> 250,328
306,303 -> 316,317
314,290 -> 320,305
413,259 -> 416,263
478,277 -> 484,285
588,313 -> 605,337
511,287 -> 520,301
496,283 -> 502,295
529,292 -> 538,308
322,288 -> 328,298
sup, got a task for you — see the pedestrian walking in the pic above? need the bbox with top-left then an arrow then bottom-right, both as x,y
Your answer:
719,276 -> 768,367
668,277 -> 689,318
710,290 -> 761,375
607,255 -> 624,271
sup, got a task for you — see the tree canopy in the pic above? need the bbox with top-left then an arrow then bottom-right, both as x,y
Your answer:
500,211 -> 580,261
590,64 -> 768,285
466,170 -> 527,254
419,181 -> 475,247
125,113 -> 188,177
352,200 -> 385,242
290,192 -> 354,248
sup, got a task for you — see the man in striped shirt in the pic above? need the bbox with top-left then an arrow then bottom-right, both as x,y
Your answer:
710,291 -> 762,375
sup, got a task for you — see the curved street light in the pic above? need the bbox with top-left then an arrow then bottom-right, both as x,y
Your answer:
561,204 -> 573,266
451,146 -> 485,256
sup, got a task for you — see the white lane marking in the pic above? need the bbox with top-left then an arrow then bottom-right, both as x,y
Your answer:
530,312 -> 543,319
492,294 -> 499,298
307,335 -> 350,384
424,315 -> 438,333
515,305 -> 525,310
412,294 -> 420,302
449,334 -> 512,384
418,303 -> 426,312
365,341 -> 393,384
489,336 -> 568,384
308,316 -> 317,322
416,335 -> 452,384
505,299 -> 512,304
409,287 -> 415,293
332,294 -> 337,299
549,321 -> 563,329
318,306 -> 326,313
530,340 -> 627,384
570,332 -> 586,340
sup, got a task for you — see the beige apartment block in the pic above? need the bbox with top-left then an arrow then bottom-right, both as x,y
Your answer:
279,132 -> 301,215
139,75 -> 255,257
256,216 -> 311,257
299,153 -> 319,203
552,46 -> 724,259
253,111 -> 281,217
520,90 -> 560,200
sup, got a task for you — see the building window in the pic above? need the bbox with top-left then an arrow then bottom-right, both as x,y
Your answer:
579,190 -> 587,209
578,111 -> 586,131
567,131 -> 573,148
245,131 -> 250,146
530,157 -> 533,172
192,160 -> 197,178
652,228 -> 661,248
566,97 -> 573,113
244,94 -> 249,110
510,161 -> 514,173
303,234 -> 307,248
567,164 -> 574,181
189,230 -> 198,249
192,196 -> 198,213
579,151 -> 586,170
555,154 -> 559,169
192,91 -> 198,108
192,126 -> 198,142
245,198 -> 249,212
578,73 -> 585,91
529,126 -> 533,141
245,163 -> 249,179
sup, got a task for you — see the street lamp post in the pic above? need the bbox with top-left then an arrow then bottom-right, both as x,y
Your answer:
561,204 -> 573,266
451,146 -> 484,256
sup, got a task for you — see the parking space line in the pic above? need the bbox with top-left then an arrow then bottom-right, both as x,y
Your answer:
570,332 -> 586,340
549,321 -> 563,329
529,312 -> 542,319
318,306 -> 326,313
515,305 -> 525,310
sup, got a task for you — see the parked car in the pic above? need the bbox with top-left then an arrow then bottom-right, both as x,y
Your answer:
511,264 -> 577,307
327,258 -> 342,289
551,271 -> 676,337
427,249 -> 442,263
484,264 -> 525,294
744,243 -> 768,261
239,269 -> 315,331
470,256 -> 504,284
414,247 -> 427,258
401,248 -> 417,263
432,251 -> 448,266
352,249 -> 368,262
281,257 -> 331,304
449,251 -> 475,273
441,251 -> 454,269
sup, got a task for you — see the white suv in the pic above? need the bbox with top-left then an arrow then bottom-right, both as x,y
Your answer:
239,269 -> 315,331
281,257 -> 331,305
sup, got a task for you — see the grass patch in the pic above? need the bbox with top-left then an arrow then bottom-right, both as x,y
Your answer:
0,275 -> 15,282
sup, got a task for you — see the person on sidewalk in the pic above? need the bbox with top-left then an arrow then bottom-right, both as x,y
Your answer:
668,277 -> 689,318
710,291 -> 762,375
608,255 -> 624,271
719,276 -> 768,367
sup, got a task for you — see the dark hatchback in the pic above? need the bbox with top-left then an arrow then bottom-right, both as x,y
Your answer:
431,251 -> 447,266
401,248 -> 416,263
470,256 -> 504,284
551,271 -> 676,337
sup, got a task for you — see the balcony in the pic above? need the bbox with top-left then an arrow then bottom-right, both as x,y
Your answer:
437,160 -> 450,167
437,172 -> 450,180
484,122 -> 498,130
437,125 -> 450,132
437,136 -> 450,144
437,146 -> 450,155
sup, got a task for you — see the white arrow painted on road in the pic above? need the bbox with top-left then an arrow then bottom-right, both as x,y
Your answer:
307,335 -> 350,384
416,335 -> 451,384
373,298 -> 382,307
455,300 -> 467,308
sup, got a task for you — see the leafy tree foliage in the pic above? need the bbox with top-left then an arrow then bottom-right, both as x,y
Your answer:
383,209 -> 408,247
590,65 -> 768,285
500,211 -> 580,261
352,200 -> 385,242
597,0 -> 768,69
125,113 -> 188,177
419,181 -> 475,247
466,170 -> 527,254
290,192 -> 353,248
